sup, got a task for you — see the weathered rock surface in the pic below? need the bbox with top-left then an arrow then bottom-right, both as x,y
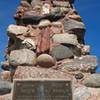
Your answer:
67,44 -> 81,57
83,73 -> 100,88
52,33 -> 79,45
7,24 -> 29,36
13,66 -> 73,79
63,19 -> 85,32
0,80 -> 12,95
9,49 -> 36,66
74,86 -> 100,100
36,54 -> 56,68
60,55 -> 98,72
51,44 -> 74,60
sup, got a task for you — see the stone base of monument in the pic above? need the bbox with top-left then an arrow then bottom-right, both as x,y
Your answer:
0,64 -> 100,100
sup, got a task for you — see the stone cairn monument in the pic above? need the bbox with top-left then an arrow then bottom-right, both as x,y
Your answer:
0,0 -> 100,100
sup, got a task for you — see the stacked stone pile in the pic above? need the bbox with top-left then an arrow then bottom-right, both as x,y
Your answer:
0,0 -> 100,100
2,0 -> 87,68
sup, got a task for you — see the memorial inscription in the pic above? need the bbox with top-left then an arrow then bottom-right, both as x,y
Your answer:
12,79 -> 72,100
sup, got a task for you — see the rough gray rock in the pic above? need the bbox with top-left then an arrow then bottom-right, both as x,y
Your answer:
60,55 -> 98,72
7,24 -> 29,37
83,73 -> 100,88
21,15 -> 42,25
52,33 -> 79,46
74,85 -> 100,100
9,49 -> 36,66
63,19 -> 85,32
50,45 -> 74,60
0,80 -> 12,95
36,54 -> 56,68
74,86 -> 91,100
63,19 -> 85,44
67,45 -> 81,57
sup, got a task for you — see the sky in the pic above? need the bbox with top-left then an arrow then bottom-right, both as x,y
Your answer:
0,0 -> 100,72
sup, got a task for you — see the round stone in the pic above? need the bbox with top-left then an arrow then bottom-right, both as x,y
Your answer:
36,54 -> 56,68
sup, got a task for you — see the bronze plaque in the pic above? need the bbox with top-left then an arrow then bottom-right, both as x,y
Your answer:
12,79 -> 72,100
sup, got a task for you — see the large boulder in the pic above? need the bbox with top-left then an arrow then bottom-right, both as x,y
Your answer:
83,74 -> 100,88
9,49 -> 36,66
21,15 -> 42,25
52,33 -> 79,46
36,54 -> 56,68
60,55 -> 98,72
7,24 -> 29,37
50,45 -> 74,60
63,19 -> 85,32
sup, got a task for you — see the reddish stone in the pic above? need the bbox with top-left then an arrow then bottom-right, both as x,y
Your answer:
37,26 -> 53,53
